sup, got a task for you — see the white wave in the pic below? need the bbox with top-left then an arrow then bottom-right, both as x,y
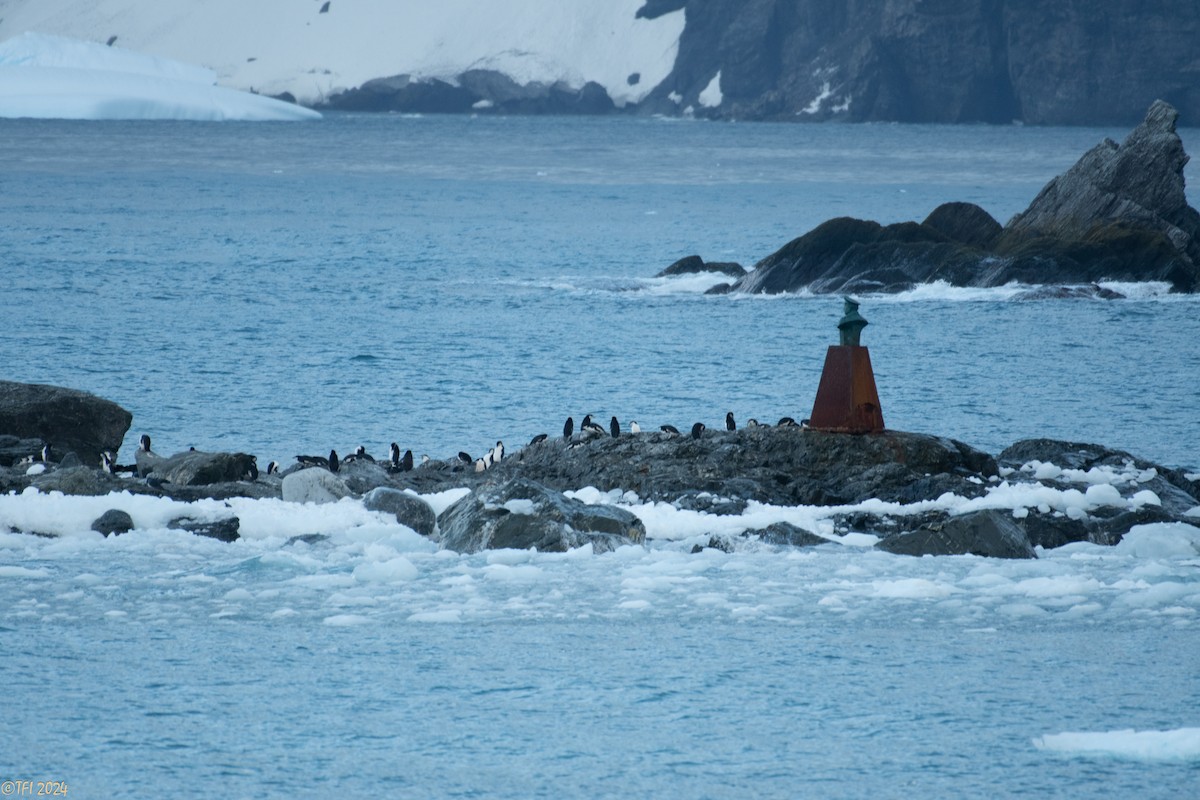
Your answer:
638,272 -> 739,295
1096,281 -> 1175,299
1034,727 -> 1200,761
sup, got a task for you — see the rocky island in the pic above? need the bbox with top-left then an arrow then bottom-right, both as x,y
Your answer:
2,378 -> 1196,560
670,101 -> 1200,296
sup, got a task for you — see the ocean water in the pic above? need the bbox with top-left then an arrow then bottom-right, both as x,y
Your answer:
2,114 -> 1200,798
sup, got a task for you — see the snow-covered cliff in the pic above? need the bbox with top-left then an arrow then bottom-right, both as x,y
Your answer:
0,0 -> 684,108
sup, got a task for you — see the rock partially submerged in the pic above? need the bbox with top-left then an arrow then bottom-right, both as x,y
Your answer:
725,101 -> 1200,295
436,478 -> 646,554
0,380 -> 132,466
876,509 -> 1037,559
655,254 -> 747,278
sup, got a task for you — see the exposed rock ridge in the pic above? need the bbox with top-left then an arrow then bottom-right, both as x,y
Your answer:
726,101 -> 1200,295
637,0 -> 1200,126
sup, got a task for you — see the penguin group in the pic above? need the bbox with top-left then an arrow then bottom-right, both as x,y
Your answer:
100,407 -> 807,490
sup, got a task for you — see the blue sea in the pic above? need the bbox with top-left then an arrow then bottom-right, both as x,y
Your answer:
2,114 -> 1199,798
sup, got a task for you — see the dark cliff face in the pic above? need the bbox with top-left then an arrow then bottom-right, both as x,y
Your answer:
640,0 -> 1200,125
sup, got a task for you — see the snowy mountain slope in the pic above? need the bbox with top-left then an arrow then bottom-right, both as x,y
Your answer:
0,0 -> 685,107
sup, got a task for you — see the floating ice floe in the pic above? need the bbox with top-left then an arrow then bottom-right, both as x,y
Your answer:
0,32 -> 320,121
1034,727 -> 1200,762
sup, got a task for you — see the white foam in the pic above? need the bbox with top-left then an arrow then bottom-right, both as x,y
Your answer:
1034,727 -> 1200,761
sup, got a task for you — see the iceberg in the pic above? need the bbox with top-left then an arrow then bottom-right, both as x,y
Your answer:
0,32 -> 320,121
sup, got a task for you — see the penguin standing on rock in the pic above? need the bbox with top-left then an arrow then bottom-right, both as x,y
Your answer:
563,417 -> 574,441
135,434 -> 163,477
630,421 -> 641,434
610,416 -> 620,437
725,412 -> 736,432
581,415 -> 606,437
390,443 -> 401,469
691,422 -> 706,440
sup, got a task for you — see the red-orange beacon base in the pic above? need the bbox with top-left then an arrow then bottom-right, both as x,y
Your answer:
808,297 -> 885,433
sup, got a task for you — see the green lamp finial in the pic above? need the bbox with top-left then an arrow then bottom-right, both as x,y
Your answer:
837,296 -> 868,346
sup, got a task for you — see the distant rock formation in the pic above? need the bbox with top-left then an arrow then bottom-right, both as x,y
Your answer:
323,70 -> 616,115
0,380 -> 131,467
727,101 -> 1200,294
637,0 -> 1200,125
655,254 -> 746,278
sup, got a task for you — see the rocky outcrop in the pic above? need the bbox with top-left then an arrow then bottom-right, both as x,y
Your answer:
876,509 -> 1037,559
436,478 -> 646,554
323,70 -> 616,115
168,516 -> 241,543
637,0 -> 1200,126
656,255 -> 747,278
999,100 -> 1200,285
997,438 -> 1200,517
0,381 -> 132,467
92,509 -> 134,537
398,426 -> 998,508
728,102 -> 1200,295
362,487 -> 437,537
281,468 -> 353,504
141,450 -> 259,486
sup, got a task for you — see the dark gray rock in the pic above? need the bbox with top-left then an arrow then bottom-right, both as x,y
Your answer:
1021,511 -> 1090,550
730,103 -> 1200,295
673,491 -> 747,516
692,534 -> 735,553
656,255 -> 746,278
281,468 -> 353,504
999,100 -> 1200,292
324,74 -> 476,112
639,1 -> 1200,126
923,203 -> 1002,250
362,487 -> 437,537
0,381 -> 132,467
92,509 -> 134,537
998,438 -> 1200,516
336,459 -> 393,496
876,509 -> 1037,559
323,70 -> 616,115
33,466 -> 149,497
0,435 -> 45,468
436,478 -> 646,554
169,516 -> 241,543
754,522 -> 828,548
143,450 -> 259,486
161,481 -> 282,502
390,427 -> 996,509
1011,284 -> 1125,301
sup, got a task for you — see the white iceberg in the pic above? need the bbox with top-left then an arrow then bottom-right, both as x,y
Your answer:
0,32 -> 320,121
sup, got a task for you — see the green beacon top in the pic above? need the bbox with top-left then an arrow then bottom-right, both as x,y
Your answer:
837,296 -> 868,347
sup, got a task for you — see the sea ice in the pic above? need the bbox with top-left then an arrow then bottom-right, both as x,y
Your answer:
1034,728 -> 1200,761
